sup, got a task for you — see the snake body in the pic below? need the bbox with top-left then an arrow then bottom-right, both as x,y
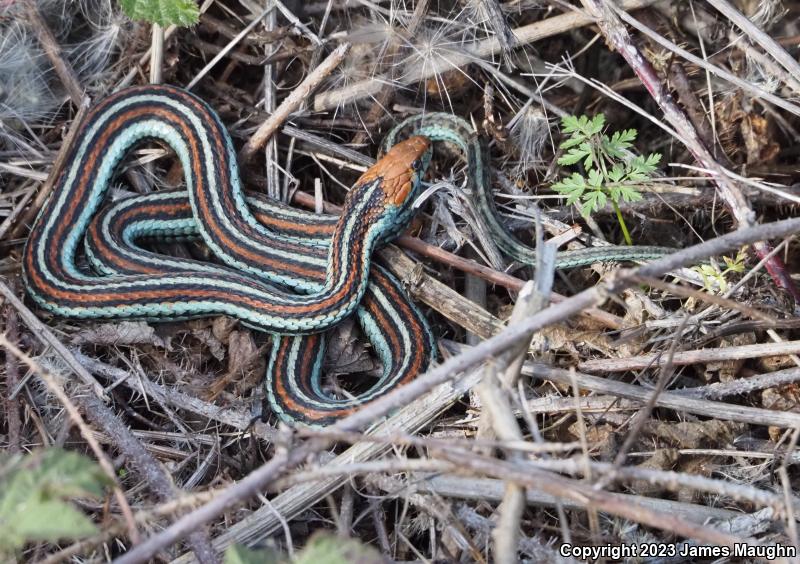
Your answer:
84,190 -> 434,425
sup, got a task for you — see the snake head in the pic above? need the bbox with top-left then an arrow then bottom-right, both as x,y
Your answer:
357,135 -> 432,208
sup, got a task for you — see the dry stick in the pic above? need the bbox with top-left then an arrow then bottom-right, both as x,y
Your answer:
0,335 -> 140,543
118,216 -> 800,564
476,282 -> 542,564
523,362 -> 800,428
313,0 -> 661,111
239,43 -> 351,164
705,0 -> 800,95
583,0 -> 800,302
2,282 -> 22,453
8,99 -> 90,240
523,455 -> 797,516
681,366 -> 800,401
478,380 -> 526,564
290,428 -> 580,461
150,23 -> 165,84
578,340 -> 800,373
415,474 -> 740,524
0,281 -> 106,399
477,246 -> 555,562
433,448 -> 744,550
261,7 -> 282,200
22,0 -> 84,106
186,4 -> 276,91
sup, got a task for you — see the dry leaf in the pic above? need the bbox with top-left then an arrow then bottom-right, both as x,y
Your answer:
72,321 -> 168,349
644,420 -> 747,449
192,327 -> 226,361
628,448 -> 679,496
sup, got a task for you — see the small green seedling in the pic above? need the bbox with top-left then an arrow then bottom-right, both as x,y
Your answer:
692,249 -> 748,294
552,114 -> 661,246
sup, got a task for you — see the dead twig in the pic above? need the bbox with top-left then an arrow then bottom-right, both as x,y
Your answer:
2,280 -> 22,453
578,340 -> 800,373
524,362 -> 800,428
239,43 -> 351,164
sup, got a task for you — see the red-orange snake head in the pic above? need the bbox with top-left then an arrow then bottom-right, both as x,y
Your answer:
357,135 -> 432,207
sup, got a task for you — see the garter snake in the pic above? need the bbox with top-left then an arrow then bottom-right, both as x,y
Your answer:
383,113 -> 672,267
22,84 -> 669,426
22,85 -> 431,335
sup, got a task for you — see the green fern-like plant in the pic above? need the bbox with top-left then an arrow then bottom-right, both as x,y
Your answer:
119,0 -> 199,27
552,114 -> 661,246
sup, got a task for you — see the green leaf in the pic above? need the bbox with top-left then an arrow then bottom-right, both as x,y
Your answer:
617,184 -> 643,203
224,544 -> 281,564
36,450 -> 110,498
646,152 -> 662,167
558,145 -> 590,166
587,168 -> 603,188
560,114 -> 584,134
627,152 -> 662,181
602,129 -> 637,158
589,114 -> 606,135
119,0 -> 200,27
11,500 -> 97,542
0,449 -> 109,553
608,163 -> 625,183
559,134 -> 585,150
296,533 -> 385,564
552,173 -> 586,206
581,190 -> 607,215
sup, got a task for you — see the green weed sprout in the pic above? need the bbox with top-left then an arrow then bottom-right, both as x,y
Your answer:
692,249 -> 748,294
